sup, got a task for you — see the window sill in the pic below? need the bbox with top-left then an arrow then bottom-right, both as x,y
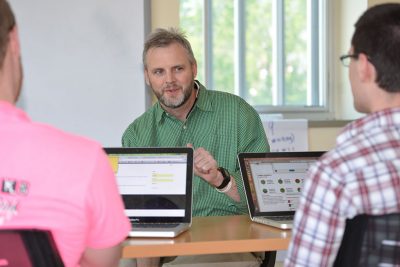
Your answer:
308,120 -> 350,128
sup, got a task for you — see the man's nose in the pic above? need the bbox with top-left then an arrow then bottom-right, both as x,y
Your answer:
165,70 -> 176,84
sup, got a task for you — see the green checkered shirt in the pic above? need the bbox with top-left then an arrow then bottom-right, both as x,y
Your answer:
122,81 -> 269,216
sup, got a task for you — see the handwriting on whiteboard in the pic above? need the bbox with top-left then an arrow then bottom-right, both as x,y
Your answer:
262,119 -> 308,152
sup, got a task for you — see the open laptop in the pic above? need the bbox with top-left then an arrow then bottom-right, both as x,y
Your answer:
238,151 -> 325,229
104,147 -> 193,238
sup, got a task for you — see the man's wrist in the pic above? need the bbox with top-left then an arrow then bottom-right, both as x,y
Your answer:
216,167 -> 231,189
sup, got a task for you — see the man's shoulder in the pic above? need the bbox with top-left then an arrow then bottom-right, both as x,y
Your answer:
33,121 -> 100,148
312,138 -> 360,177
6,120 -> 103,170
33,123 -> 101,155
122,104 -> 158,146
198,89 -> 261,127
125,104 -> 158,130
205,88 -> 245,102
203,89 -> 254,110
197,81 -> 250,105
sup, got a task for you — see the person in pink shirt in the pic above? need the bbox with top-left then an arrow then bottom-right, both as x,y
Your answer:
0,1 -> 130,266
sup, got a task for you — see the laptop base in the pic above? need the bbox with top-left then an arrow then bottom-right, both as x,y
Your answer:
252,217 -> 292,230
128,223 -> 190,238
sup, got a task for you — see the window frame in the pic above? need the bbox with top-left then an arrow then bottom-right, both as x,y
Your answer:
194,0 -> 334,120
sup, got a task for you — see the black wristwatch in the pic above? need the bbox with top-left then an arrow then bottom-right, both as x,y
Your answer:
216,167 -> 231,189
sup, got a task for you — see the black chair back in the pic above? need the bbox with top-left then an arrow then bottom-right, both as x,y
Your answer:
334,213 -> 400,267
0,229 -> 64,267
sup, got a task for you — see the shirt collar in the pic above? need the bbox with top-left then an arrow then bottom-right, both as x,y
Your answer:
194,80 -> 213,112
155,101 -> 165,124
337,107 -> 400,144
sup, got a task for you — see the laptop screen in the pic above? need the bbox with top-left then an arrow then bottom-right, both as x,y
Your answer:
104,147 -> 193,223
238,151 -> 325,216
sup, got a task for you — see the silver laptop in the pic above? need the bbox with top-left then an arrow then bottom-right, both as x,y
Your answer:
238,151 -> 325,229
104,147 -> 193,238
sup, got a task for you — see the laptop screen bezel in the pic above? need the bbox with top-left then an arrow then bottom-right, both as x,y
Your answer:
104,147 -> 193,224
238,151 -> 325,218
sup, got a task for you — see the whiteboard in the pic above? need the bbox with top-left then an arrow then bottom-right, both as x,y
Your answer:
262,119 -> 309,152
10,0 -> 150,146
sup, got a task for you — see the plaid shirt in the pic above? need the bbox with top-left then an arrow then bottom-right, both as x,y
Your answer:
285,108 -> 400,267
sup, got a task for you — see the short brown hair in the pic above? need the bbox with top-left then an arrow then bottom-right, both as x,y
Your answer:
0,0 -> 15,69
142,27 -> 196,68
352,3 -> 400,92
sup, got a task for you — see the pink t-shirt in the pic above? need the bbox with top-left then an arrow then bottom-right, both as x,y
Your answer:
0,101 -> 130,267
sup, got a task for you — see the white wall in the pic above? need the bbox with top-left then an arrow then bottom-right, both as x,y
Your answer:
10,0 -> 150,146
333,0 -> 367,120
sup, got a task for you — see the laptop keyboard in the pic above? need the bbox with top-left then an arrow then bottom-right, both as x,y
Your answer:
132,223 -> 180,228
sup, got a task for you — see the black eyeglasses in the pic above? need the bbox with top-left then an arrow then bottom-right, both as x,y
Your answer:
340,54 -> 358,67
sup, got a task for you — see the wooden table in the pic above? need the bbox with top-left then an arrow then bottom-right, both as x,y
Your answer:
122,215 -> 291,259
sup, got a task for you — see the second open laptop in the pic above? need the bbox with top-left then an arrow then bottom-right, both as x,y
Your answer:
104,147 -> 193,238
238,151 -> 325,229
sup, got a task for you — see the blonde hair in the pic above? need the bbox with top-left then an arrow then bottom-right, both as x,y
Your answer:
143,27 -> 196,68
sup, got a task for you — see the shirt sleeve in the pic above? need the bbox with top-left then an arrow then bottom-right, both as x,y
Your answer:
122,124 -> 137,147
85,146 -> 130,249
285,162 -> 348,267
237,100 -> 270,153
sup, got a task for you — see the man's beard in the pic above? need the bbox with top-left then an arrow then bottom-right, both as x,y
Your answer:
154,81 -> 194,109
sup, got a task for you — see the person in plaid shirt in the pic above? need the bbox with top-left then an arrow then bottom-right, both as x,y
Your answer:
285,3 -> 400,266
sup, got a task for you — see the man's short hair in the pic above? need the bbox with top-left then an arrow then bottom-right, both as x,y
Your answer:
0,0 -> 15,69
142,27 -> 196,68
352,3 -> 400,92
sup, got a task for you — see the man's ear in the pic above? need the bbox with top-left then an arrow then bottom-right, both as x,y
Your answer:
144,69 -> 150,86
192,62 -> 197,79
8,25 -> 20,58
357,53 -> 375,83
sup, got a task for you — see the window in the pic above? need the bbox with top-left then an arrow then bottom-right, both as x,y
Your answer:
180,0 -> 331,119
